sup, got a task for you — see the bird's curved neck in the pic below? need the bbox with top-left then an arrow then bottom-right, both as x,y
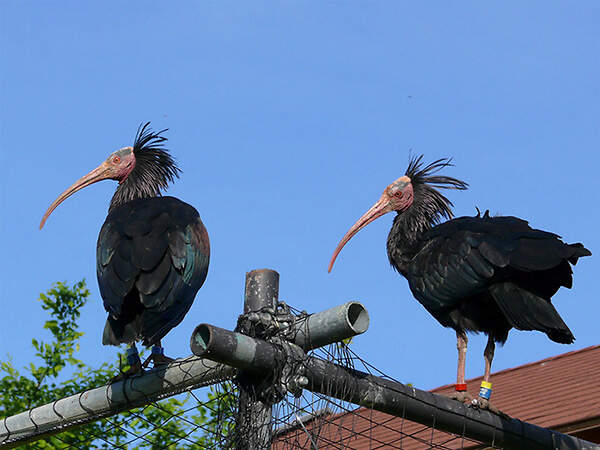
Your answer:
109,176 -> 161,211
386,199 -> 435,274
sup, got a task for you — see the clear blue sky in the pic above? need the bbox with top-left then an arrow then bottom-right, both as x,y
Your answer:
1,2 -> 598,391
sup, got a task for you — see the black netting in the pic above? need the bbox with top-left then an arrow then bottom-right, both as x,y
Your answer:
1,300 -> 582,449
271,343 -> 490,450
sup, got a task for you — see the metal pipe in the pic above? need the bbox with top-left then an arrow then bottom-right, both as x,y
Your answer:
191,324 -> 596,450
289,301 -> 369,351
0,357 -> 235,449
243,269 -> 279,314
190,301 -> 370,361
235,269 -> 279,450
191,324 -> 286,371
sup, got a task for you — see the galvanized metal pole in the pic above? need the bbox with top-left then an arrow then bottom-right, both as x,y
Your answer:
235,269 -> 279,450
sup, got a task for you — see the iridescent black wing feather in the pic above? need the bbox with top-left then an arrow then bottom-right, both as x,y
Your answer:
97,196 -> 210,347
404,213 -> 589,343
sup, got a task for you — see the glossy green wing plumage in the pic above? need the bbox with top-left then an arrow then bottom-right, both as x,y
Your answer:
97,196 -> 210,346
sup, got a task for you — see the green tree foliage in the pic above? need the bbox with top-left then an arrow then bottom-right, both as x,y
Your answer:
0,281 -> 236,449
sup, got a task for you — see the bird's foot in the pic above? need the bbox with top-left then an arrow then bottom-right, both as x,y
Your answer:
448,391 -> 474,404
142,348 -> 175,369
470,397 -> 509,418
110,360 -> 143,383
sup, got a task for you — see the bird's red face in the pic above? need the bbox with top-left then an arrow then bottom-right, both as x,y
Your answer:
328,175 -> 414,272
105,147 -> 137,183
39,147 -> 136,229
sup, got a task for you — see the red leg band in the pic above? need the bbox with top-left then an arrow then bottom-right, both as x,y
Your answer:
455,383 -> 468,392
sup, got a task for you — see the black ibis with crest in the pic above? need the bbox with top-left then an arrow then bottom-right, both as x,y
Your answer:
328,156 -> 590,411
40,123 -> 210,377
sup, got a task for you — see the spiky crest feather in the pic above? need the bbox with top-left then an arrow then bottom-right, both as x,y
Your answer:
405,155 -> 468,225
110,123 -> 181,211
388,155 -> 468,273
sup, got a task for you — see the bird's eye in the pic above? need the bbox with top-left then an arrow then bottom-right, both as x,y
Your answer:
395,191 -> 403,198
113,156 -> 121,164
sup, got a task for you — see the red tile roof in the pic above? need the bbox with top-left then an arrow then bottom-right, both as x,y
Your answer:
274,345 -> 600,449
431,345 -> 600,431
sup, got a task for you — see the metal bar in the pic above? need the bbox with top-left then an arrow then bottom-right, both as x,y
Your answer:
305,358 -> 598,450
243,268 -> 279,314
190,301 -> 369,360
191,324 -> 283,371
0,357 -> 235,449
191,324 -> 597,450
288,301 -> 369,351
235,269 -> 279,450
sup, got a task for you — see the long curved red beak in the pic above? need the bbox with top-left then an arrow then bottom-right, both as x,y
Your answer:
40,162 -> 111,230
328,196 -> 390,273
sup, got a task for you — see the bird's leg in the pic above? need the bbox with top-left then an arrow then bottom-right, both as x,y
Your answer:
482,335 -> 494,385
142,341 -> 175,368
111,344 -> 143,382
456,331 -> 468,387
472,335 -> 501,413
449,331 -> 473,403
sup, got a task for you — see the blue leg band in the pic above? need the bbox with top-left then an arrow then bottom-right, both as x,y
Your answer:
151,345 -> 164,355
126,346 -> 140,365
479,381 -> 492,400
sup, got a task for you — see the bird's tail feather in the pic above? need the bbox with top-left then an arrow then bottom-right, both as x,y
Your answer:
489,282 -> 574,344
102,316 -> 142,346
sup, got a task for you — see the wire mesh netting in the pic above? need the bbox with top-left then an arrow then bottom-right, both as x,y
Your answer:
7,360 -> 480,449
271,343 -> 492,450
0,358 -> 237,449
2,342 -> 497,450
46,384 -> 236,449
4,296 -> 586,449
3,275 -> 594,449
